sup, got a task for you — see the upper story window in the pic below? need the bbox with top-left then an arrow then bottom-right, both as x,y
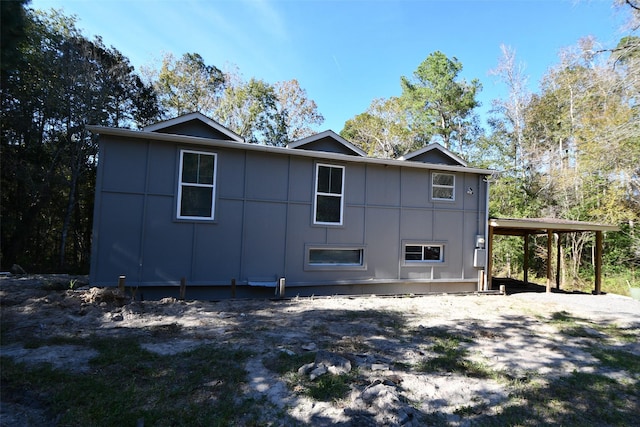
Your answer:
177,149 -> 217,220
314,163 -> 344,225
432,172 -> 455,201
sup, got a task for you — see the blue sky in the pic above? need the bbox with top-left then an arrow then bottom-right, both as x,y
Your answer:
31,0 -> 630,133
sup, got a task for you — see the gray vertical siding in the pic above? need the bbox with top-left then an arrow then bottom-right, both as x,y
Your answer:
90,134 -> 489,294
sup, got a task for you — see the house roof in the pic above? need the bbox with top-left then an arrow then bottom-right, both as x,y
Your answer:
399,143 -> 468,167
87,125 -> 493,175
489,217 -> 619,235
142,112 -> 245,143
287,130 -> 367,157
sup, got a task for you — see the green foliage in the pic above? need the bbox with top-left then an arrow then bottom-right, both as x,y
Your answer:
341,97 -> 414,158
156,52 -> 225,116
1,6 -> 160,273
0,0 -> 29,79
488,17 -> 640,279
342,51 -> 482,160
151,54 -> 323,146
216,76 -> 286,145
400,51 -> 482,154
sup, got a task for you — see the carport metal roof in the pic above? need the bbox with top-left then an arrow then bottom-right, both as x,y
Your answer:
487,217 -> 619,294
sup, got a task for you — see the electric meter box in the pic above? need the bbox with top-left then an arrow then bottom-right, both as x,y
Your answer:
474,249 -> 486,268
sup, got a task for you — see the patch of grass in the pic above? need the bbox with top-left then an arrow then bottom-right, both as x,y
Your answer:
329,309 -> 407,334
549,311 -> 639,344
589,347 -> 640,375
306,373 -> 351,401
330,335 -> 372,354
263,351 -> 316,375
1,336 -> 253,426
418,336 -> 497,379
482,372 -> 640,426
41,279 -> 69,291
305,374 -> 353,402
595,324 -> 639,343
263,350 -> 354,402
410,325 -> 472,342
146,322 -> 182,337
550,310 -> 582,323
20,335 -> 89,350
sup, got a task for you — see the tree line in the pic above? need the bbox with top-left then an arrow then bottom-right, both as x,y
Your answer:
1,0 -> 638,288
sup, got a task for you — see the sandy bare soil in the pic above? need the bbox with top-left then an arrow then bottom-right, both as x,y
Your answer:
1,275 -> 639,426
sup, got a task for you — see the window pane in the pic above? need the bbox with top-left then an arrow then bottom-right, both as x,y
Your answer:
433,187 -> 454,199
423,246 -> 441,261
310,249 -> 362,265
180,186 -> 213,217
182,152 -> 199,183
405,246 -> 423,261
198,154 -> 214,184
329,167 -> 343,194
433,173 -> 454,186
316,195 -> 341,223
317,166 -> 330,193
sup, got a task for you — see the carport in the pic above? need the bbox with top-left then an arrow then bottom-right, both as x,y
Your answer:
487,218 -> 619,294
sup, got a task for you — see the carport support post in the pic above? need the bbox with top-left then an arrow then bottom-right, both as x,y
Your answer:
595,231 -> 603,295
556,233 -> 562,289
486,225 -> 494,290
523,234 -> 529,284
546,229 -> 553,293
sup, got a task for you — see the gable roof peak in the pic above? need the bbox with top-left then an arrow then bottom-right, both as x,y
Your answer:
288,130 -> 367,157
142,112 -> 245,142
399,143 -> 468,167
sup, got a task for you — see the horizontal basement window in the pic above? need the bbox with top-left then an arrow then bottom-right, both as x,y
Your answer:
305,246 -> 366,271
404,244 -> 444,263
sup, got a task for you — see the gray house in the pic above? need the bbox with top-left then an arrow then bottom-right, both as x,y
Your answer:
88,113 -> 492,299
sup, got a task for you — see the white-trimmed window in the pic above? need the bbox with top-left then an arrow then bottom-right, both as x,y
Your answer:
432,172 -> 455,201
404,244 -> 444,263
314,164 -> 344,225
177,149 -> 217,220
305,245 -> 366,270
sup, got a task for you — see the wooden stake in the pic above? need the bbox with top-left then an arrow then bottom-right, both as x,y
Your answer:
231,278 -> 236,298
118,275 -> 126,292
179,277 -> 186,300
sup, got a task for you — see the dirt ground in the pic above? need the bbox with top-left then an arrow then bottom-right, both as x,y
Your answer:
1,275 -> 639,426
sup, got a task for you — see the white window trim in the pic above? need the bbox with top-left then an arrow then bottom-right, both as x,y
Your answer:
402,242 -> 445,265
177,149 -> 217,220
313,163 -> 345,225
432,172 -> 455,201
304,244 -> 366,271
